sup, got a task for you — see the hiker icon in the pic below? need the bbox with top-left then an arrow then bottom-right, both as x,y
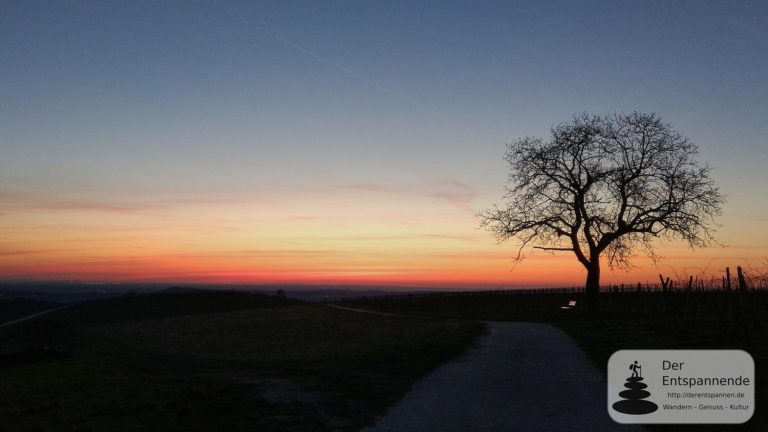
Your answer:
612,361 -> 658,415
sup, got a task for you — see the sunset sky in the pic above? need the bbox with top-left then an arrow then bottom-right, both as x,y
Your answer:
1,1 -> 767,288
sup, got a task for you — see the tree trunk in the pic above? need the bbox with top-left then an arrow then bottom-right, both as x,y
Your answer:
585,259 -> 600,295
585,258 -> 600,312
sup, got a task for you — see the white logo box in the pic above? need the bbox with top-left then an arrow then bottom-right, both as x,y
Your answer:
607,350 -> 754,424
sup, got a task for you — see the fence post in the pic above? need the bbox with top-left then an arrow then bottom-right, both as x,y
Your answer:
726,267 -> 732,291
737,266 -> 748,292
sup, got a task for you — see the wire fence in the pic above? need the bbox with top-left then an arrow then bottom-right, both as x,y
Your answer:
374,265 -> 768,298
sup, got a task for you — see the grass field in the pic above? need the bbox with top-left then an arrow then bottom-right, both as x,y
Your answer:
6,288 -> 763,431
344,289 -> 768,432
0,291 -> 484,432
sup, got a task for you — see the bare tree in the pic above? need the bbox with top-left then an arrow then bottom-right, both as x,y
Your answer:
481,112 -> 724,295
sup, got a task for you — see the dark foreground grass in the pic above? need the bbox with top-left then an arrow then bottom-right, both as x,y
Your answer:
345,290 -> 768,432
0,291 -> 484,432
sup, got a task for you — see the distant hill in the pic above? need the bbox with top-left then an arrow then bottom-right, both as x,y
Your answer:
155,286 -> 214,294
49,290 -> 305,325
279,289 -> 441,302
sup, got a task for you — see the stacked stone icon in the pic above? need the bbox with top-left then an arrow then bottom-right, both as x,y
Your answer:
612,362 -> 658,415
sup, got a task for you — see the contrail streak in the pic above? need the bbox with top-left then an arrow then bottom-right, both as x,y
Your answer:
214,0 -> 449,120
211,0 -> 506,146
265,29 -> 449,119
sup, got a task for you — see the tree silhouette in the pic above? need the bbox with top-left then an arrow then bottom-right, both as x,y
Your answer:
481,112 -> 724,296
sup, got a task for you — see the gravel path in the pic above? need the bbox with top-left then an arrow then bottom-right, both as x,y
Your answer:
363,321 -> 646,432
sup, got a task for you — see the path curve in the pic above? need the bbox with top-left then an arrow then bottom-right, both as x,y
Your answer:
325,304 -> 424,318
0,304 -> 75,328
364,321 -> 646,432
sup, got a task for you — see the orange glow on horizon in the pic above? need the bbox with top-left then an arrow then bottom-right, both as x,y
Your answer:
1,181 -> 765,289
1,241 -> 763,289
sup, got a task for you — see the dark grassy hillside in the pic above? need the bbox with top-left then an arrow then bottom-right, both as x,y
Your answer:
0,291 -> 484,432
